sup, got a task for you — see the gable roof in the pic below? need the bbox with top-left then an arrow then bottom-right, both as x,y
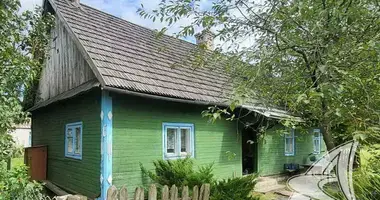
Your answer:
37,0 -> 301,122
47,0 -> 232,104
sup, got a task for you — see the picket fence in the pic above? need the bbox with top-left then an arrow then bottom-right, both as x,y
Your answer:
106,184 -> 211,200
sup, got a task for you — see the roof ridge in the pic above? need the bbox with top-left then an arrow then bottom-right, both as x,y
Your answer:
78,2 -> 199,48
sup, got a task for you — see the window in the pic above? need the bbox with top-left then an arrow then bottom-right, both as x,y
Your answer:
65,122 -> 82,159
285,129 -> 295,156
312,129 -> 321,154
163,123 -> 194,159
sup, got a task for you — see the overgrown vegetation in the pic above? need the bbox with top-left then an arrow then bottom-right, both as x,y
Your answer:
0,0 -> 54,199
0,161 -> 44,200
141,158 -> 258,200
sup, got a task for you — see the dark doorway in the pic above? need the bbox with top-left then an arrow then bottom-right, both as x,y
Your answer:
242,127 -> 258,175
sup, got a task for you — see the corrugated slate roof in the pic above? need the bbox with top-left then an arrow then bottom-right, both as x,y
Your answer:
50,0 -> 232,104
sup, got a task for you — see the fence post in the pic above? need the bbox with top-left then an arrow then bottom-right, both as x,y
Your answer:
134,187 -> 143,200
148,184 -> 157,200
182,186 -> 189,200
162,185 -> 169,200
107,185 -> 118,200
192,185 -> 199,200
139,187 -> 144,200
170,185 -> 178,200
119,186 -> 128,200
199,185 -> 205,200
201,184 -> 210,200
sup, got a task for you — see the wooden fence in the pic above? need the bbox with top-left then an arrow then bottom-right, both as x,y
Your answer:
107,184 -> 210,200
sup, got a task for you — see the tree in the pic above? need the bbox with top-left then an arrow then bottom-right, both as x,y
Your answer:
0,0 -> 53,198
0,0 -> 53,151
139,0 -> 380,150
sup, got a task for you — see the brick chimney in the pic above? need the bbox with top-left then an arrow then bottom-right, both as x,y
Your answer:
195,29 -> 215,50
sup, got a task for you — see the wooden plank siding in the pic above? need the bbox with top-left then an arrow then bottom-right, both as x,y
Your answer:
31,90 -> 101,198
257,125 -> 327,175
36,16 -> 95,103
111,93 -> 242,194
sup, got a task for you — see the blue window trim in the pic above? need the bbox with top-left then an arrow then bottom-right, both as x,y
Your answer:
312,129 -> 321,154
162,123 -> 194,160
284,129 -> 295,156
65,122 -> 83,160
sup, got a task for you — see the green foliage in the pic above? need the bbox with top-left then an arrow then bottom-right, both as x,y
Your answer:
140,157 -> 214,188
0,0 -> 53,199
0,134 -> 15,161
0,161 -> 45,200
353,146 -> 380,199
141,158 -> 260,199
211,174 -> 259,200
0,0 -> 54,134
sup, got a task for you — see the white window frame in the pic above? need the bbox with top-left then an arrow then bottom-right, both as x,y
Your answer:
162,123 -> 194,160
65,122 -> 83,160
312,129 -> 321,154
284,129 -> 295,156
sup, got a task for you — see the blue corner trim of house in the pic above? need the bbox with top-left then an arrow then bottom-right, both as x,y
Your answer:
99,90 -> 112,200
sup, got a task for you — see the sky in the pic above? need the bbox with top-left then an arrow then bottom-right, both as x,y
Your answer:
19,0 -> 257,50
18,0 -> 213,44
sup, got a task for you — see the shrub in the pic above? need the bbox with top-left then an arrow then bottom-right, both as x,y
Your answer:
211,174 -> 259,200
140,157 -> 214,188
352,146 -> 380,200
141,158 -> 260,200
0,161 -> 44,200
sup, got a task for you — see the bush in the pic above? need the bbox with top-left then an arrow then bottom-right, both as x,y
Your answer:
211,174 -> 258,200
352,146 -> 380,200
0,161 -> 44,200
140,157 -> 214,188
141,158 -> 260,200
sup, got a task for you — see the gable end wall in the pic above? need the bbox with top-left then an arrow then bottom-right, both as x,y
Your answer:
37,16 -> 95,103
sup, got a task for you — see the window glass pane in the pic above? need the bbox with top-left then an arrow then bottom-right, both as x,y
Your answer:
314,139 -> 320,152
166,128 -> 177,154
181,128 -> 190,153
285,138 -> 293,153
75,127 -> 81,154
67,128 -> 73,153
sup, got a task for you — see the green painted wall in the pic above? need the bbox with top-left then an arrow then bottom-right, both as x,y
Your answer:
112,94 -> 242,193
257,125 -> 326,176
32,90 -> 101,198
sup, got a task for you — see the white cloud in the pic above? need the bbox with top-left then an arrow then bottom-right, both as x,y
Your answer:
19,0 -> 42,13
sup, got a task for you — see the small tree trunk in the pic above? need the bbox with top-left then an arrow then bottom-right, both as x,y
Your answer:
321,99 -> 335,151
322,123 -> 335,151
7,157 -> 11,170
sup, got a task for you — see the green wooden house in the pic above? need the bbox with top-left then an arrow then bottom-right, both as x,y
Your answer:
30,0 -> 326,199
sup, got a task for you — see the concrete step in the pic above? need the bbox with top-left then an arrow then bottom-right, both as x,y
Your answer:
254,176 -> 286,193
256,177 -> 279,187
275,189 -> 293,197
255,184 -> 286,193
